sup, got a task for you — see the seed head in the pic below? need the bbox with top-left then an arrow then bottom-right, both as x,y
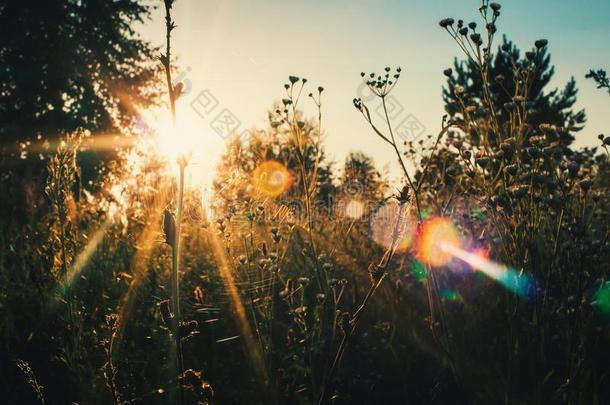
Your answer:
298,277 -> 310,286
439,18 -> 455,28
470,33 -> 482,45
368,263 -> 385,284
163,209 -> 176,247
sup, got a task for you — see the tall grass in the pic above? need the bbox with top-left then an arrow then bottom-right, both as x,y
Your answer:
0,0 -> 608,404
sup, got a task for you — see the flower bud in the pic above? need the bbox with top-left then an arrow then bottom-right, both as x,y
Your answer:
439,18 -> 455,28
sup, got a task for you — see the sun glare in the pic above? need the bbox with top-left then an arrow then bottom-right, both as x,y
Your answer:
134,106 -> 224,189
150,111 -> 202,165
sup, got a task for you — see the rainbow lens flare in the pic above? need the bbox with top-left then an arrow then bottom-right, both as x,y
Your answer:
594,283 -> 610,316
252,161 -> 292,197
415,217 -> 461,267
440,242 -> 534,298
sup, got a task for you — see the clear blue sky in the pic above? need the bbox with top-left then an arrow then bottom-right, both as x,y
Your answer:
139,0 -> 610,186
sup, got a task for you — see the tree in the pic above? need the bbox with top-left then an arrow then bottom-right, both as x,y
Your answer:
0,0 -> 160,143
443,36 -> 585,145
586,68 -> 610,95
338,152 -> 387,202
212,106 -> 336,218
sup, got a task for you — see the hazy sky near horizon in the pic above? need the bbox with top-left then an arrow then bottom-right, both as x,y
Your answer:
139,0 -> 610,187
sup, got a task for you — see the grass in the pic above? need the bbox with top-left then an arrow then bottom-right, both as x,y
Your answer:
1,0 -> 609,404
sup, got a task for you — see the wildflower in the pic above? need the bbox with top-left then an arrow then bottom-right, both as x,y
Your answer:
604,137 -> 610,146
439,18 -> 455,28
237,255 -> 248,265
525,51 -> 535,61
316,293 -> 326,303
298,277 -> 310,286
288,75 -> 299,84
443,68 -> 453,77
454,86 -> 465,95
535,39 -> 548,49
468,22 -> 477,30
322,262 -> 333,272
459,27 -> 469,36
490,2 -> 501,11
486,23 -> 497,34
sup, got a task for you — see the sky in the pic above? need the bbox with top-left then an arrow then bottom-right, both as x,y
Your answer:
138,0 -> 610,188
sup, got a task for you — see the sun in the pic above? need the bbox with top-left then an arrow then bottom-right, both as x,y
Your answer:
135,105 -> 225,188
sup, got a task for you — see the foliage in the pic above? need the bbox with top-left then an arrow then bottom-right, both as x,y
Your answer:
0,1 -> 609,404
0,0 -> 161,142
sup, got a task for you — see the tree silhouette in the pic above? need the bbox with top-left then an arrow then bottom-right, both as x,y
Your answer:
0,0 -> 160,143
443,36 -> 586,145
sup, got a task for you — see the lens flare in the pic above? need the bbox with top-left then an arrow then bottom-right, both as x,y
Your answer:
252,161 -> 292,197
370,201 -> 416,253
415,217 -> 461,267
593,283 -> 610,315
439,242 -> 533,297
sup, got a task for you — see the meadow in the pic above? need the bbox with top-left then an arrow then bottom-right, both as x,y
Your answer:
1,0 -> 609,404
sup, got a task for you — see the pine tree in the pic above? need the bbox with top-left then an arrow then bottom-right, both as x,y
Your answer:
443,36 -> 586,145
